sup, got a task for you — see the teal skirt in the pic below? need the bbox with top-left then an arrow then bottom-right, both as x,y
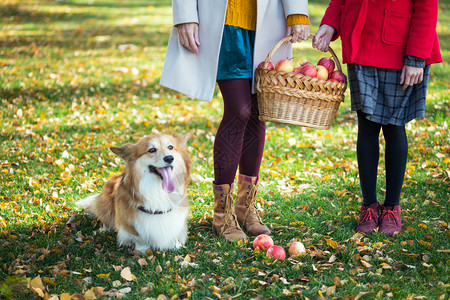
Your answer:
217,25 -> 256,80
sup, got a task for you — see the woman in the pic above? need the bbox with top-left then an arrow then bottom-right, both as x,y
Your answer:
160,0 -> 310,241
313,0 -> 442,235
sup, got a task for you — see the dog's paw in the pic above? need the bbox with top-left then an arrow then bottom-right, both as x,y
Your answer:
175,241 -> 183,249
135,243 -> 150,254
174,240 -> 187,250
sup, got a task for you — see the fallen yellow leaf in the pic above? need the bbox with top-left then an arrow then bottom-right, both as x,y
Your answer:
60,293 -> 72,300
418,223 -> 428,229
325,238 -> 339,248
97,273 -> 110,279
29,275 -> 45,297
84,289 -> 97,300
43,277 -> 56,285
120,267 -> 135,281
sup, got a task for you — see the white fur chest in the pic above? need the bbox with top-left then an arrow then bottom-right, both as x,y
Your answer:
133,206 -> 189,251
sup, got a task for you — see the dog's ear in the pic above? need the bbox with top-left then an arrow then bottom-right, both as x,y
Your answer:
110,144 -> 134,161
176,133 -> 190,149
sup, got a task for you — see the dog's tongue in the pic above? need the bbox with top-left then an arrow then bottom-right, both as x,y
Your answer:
159,167 -> 175,193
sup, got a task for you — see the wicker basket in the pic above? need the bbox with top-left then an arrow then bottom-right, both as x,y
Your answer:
255,35 -> 347,129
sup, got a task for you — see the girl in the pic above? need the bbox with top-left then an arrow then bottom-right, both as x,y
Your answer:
313,0 -> 442,235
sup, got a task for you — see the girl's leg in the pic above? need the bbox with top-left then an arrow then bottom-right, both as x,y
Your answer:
239,93 -> 266,177
356,110 -> 382,206
214,79 -> 253,185
381,124 -> 408,207
378,124 -> 406,236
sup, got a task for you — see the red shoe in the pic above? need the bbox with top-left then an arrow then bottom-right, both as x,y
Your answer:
379,205 -> 402,236
356,202 -> 380,234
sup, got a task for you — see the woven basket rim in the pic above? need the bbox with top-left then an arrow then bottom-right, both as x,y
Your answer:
259,34 -> 343,72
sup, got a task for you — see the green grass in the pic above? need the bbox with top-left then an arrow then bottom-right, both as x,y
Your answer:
1,0 -> 449,299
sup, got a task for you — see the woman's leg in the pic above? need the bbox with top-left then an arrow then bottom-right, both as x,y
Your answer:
381,124 -> 408,206
356,110 -> 382,206
214,79 -> 254,185
239,93 -> 266,177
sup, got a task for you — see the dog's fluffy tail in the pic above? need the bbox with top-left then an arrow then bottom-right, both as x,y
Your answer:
76,194 -> 99,216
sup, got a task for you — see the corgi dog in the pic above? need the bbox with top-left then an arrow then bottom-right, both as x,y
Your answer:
77,133 -> 191,252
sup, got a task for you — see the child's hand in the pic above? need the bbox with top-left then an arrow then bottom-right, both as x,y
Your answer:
400,65 -> 424,90
313,25 -> 335,52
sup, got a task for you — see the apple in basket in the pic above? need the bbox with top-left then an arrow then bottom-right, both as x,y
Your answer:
293,66 -> 302,73
257,61 -> 275,70
300,64 -> 317,78
317,57 -> 335,74
300,61 -> 314,70
329,70 -> 347,82
275,59 -> 294,73
316,65 -> 329,81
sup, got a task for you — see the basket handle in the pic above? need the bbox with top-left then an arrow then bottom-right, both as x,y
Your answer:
262,34 -> 343,72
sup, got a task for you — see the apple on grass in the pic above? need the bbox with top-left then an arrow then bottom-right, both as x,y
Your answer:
317,57 -> 335,74
329,70 -> 347,82
257,61 -> 275,70
253,234 -> 274,251
275,59 -> 294,73
266,245 -> 286,261
316,65 -> 329,80
288,241 -> 306,257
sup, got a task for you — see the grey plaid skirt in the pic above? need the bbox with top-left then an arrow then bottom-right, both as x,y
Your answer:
348,63 -> 431,126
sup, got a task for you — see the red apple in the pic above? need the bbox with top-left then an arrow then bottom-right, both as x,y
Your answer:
253,234 -> 274,251
300,65 -> 318,78
258,61 -> 275,70
316,65 -> 329,81
275,59 -> 294,73
300,61 -> 314,69
329,70 -> 347,82
288,241 -> 306,257
293,66 -> 302,73
317,57 -> 335,74
266,245 -> 286,261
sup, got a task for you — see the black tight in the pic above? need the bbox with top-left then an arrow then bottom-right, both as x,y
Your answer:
356,110 -> 408,207
214,79 -> 266,185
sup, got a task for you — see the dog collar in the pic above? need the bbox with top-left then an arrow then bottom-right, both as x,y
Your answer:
138,206 -> 172,215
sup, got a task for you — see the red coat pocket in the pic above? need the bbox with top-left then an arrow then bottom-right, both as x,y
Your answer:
382,9 -> 413,46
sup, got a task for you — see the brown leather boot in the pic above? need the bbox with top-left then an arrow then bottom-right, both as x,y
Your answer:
234,174 -> 271,236
212,183 -> 247,242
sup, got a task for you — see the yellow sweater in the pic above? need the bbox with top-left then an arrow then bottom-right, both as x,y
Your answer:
225,0 -> 310,31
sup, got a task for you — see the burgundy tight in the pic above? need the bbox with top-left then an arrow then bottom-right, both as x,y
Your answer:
214,79 -> 266,185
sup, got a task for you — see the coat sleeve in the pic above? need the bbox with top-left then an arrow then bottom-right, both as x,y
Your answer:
320,0 -> 345,41
172,0 -> 198,26
282,0 -> 309,18
406,0 -> 439,60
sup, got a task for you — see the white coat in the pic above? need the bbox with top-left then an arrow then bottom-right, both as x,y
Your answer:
159,0 -> 309,102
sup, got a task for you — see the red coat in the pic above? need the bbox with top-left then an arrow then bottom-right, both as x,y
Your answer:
321,0 -> 442,69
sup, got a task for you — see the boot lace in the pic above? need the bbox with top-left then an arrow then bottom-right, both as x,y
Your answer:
380,209 -> 400,226
360,207 -> 378,222
221,192 -> 239,234
242,185 -> 263,225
